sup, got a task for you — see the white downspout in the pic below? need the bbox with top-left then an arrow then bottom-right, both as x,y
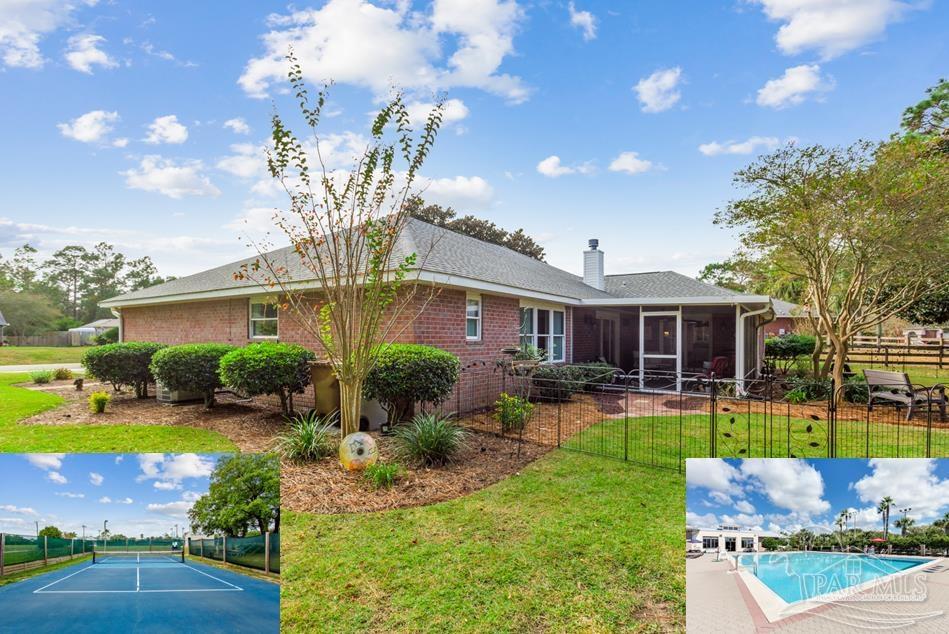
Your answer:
110,308 -> 122,343
738,304 -> 774,392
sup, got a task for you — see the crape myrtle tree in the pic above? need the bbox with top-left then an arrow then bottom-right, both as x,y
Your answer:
715,136 -> 949,400
236,52 -> 445,437
188,453 -> 280,537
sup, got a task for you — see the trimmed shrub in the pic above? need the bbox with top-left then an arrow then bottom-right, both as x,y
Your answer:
494,392 -> 533,432
219,342 -> 315,415
88,391 -> 110,414
765,334 -> 816,374
569,362 -> 617,389
272,410 -> 337,461
392,413 -> 466,467
783,375 -> 831,402
150,343 -> 237,408
81,342 -> 166,398
94,327 -> 119,345
530,365 -> 582,401
363,344 -> 460,424
30,370 -> 53,384
363,462 -> 402,490
53,367 -> 74,380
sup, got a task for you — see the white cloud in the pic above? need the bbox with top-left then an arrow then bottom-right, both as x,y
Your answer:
239,0 -> 528,103
153,481 -> 181,491
608,151 -> 654,175
568,2 -> 597,41
421,175 -> 494,208
89,472 -> 104,486
686,459 -> 741,493
64,33 -> 117,73
536,155 -> 594,178
25,454 -> 65,470
54,492 -> 85,499
754,0 -> 917,60
740,459 -> 831,516
117,497 -> 134,505
0,504 -> 38,515
223,117 -> 251,135
0,0 -> 97,69
405,98 -> 469,127
147,498 -> 196,518
756,64 -> 833,109
47,471 -> 67,484
852,459 -> 949,522
57,110 -> 120,144
216,143 -> 264,179
144,115 -> 189,144
114,456 -> 124,464
686,511 -> 718,527
634,67 -> 682,113
708,491 -> 733,505
720,513 -> 765,530
136,453 -> 215,485
112,137 -> 129,148
122,156 -> 220,199
734,499 -> 756,514
98,496 -> 112,504
698,136 -> 781,156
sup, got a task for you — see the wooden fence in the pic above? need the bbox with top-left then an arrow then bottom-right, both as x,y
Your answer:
846,340 -> 948,369
4,331 -> 96,347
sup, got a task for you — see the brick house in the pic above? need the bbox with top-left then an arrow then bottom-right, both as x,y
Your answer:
762,299 -> 810,337
102,218 -> 777,394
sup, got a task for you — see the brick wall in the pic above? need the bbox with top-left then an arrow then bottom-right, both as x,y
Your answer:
763,317 -> 798,337
122,299 -> 251,345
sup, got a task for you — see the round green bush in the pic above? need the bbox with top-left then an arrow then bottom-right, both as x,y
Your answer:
530,365 -> 582,401
219,342 -> 315,415
363,344 -> 460,424
81,342 -> 167,397
150,343 -> 237,408
94,327 -> 119,345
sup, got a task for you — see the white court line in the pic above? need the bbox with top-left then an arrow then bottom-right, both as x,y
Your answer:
32,565 -> 95,594
34,589 -> 243,594
136,565 -> 140,591
180,563 -> 244,591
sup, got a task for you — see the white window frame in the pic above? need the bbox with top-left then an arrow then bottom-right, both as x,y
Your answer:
519,304 -> 566,363
465,293 -> 482,341
249,298 -> 279,340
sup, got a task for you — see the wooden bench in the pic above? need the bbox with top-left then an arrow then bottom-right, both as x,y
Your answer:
864,369 -> 947,421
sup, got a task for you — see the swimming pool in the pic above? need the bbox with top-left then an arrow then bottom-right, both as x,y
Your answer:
736,552 -> 933,603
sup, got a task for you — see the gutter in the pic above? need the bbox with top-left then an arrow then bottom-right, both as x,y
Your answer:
737,303 -> 775,388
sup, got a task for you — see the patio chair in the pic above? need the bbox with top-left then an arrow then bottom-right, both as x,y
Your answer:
864,369 -> 947,422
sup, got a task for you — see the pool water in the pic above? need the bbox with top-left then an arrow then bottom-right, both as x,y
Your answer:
736,552 -> 932,603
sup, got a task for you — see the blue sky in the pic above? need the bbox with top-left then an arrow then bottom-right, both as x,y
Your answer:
0,453 -> 218,538
686,459 -> 949,535
0,1 -> 945,279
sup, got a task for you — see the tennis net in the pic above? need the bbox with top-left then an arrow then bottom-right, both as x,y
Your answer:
92,550 -> 184,564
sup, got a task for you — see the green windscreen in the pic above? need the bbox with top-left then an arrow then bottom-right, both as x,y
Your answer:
2,534 -> 43,566
189,533 -> 279,573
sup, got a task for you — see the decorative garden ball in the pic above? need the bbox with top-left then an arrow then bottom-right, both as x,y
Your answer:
339,432 -> 379,471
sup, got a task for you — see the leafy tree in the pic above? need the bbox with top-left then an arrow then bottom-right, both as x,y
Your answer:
0,289 -> 62,336
897,287 -> 949,326
407,196 -> 546,260
901,78 -> 947,150
894,516 -> 916,536
715,137 -> 949,398
43,245 -> 89,320
188,454 -> 280,537
62,531 -> 77,539
237,54 -> 445,437
878,496 -> 894,541
38,526 -> 63,539
51,316 -> 83,331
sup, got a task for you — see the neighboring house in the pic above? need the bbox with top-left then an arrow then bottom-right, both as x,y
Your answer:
68,318 -> 120,335
0,308 -> 8,343
903,326 -> 947,342
763,299 -> 810,337
686,525 -> 777,553
101,219 -> 777,393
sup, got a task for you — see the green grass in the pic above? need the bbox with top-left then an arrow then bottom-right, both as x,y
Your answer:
0,373 -> 236,452
0,555 -> 91,587
564,413 -> 949,464
281,451 -> 684,633
0,346 -> 87,366
849,363 -> 947,387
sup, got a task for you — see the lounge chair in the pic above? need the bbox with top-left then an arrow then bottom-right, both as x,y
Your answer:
864,369 -> 947,422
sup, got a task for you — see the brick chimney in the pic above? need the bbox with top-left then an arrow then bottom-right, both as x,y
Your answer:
583,238 -> 604,290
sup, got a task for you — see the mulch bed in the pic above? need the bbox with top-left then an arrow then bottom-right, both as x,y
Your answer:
281,430 -> 551,514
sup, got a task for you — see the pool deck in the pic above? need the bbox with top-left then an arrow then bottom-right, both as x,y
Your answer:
687,553 -> 949,633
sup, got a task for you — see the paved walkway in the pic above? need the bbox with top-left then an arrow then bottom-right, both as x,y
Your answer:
687,555 -> 949,633
0,363 -> 84,373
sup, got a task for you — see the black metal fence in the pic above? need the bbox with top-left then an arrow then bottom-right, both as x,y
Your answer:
440,362 -> 949,471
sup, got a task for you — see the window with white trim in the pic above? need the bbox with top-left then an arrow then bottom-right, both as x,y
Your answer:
249,300 -> 278,339
519,306 -> 565,362
466,295 -> 482,341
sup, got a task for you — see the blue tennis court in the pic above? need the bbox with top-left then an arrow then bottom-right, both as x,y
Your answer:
0,553 -> 279,633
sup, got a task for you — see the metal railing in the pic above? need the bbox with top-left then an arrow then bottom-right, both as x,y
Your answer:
440,361 -> 949,471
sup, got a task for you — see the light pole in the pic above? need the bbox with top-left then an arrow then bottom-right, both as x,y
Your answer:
82,525 -> 86,540
35,520 -> 39,537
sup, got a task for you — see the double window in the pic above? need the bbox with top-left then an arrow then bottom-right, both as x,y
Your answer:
466,295 -> 482,341
249,300 -> 278,339
520,306 -> 565,362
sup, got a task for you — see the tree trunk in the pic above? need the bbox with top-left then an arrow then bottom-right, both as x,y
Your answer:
203,392 -> 215,409
273,507 -> 280,534
831,342 -> 848,407
338,378 -> 363,437
278,391 -> 289,416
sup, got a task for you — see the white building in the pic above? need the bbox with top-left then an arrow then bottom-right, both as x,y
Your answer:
686,525 -> 778,553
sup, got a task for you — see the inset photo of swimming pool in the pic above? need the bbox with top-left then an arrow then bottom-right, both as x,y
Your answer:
685,458 -> 949,632
0,453 -> 280,633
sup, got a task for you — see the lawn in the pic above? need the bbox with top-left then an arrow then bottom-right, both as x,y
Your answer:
564,413 -> 949,466
281,450 -> 684,633
0,346 -> 87,366
849,363 -> 947,387
0,555 -> 91,588
0,373 -> 236,452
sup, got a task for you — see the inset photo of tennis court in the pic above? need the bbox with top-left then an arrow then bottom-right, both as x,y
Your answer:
0,453 -> 280,633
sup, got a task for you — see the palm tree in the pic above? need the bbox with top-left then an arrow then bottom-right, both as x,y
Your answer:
941,512 -> 949,536
835,511 -> 848,547
894,516 -> 916,536
877,496 -> 894,540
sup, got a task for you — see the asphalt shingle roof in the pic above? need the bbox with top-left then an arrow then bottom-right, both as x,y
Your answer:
103,218 -> 749,306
